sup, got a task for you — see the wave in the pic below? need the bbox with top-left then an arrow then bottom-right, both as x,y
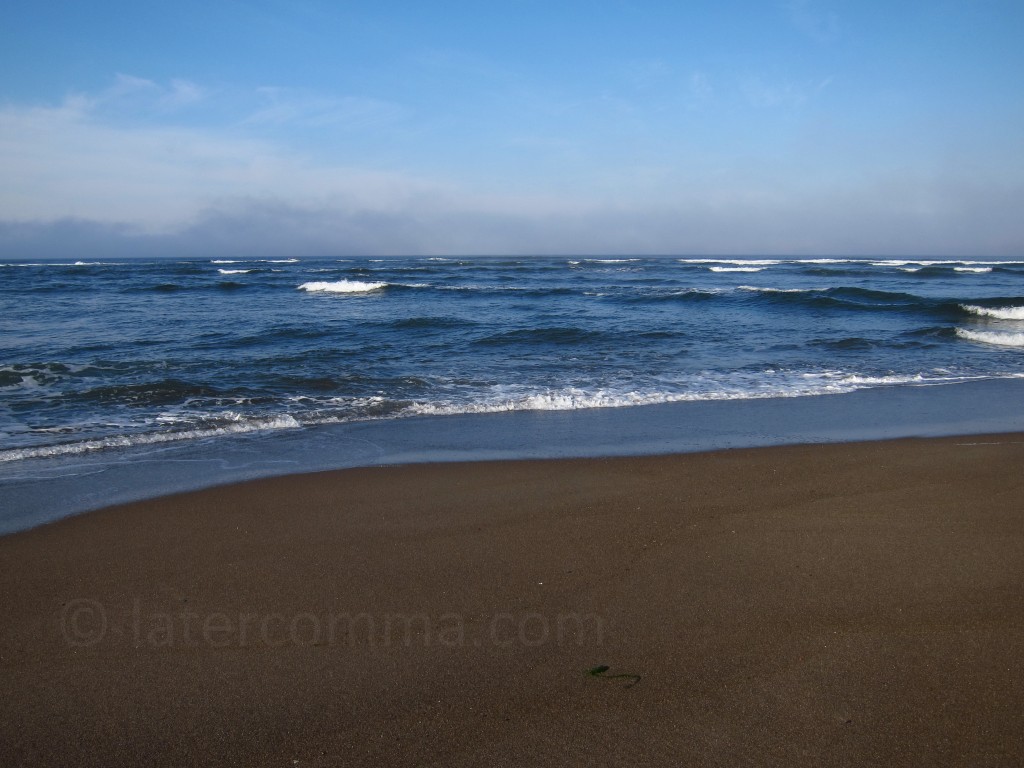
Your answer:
956,329 -> 1024,348
738,285 -> 807,294
0,415 -> 302,463
382,317 -> 478,331
298,280 -> 388,294
475,326 -> 606,346
7,369 -> 1022,462
955,267 -> 992,273
680,258 -> 782,266
736,286 -> 1024,320
218,268 -> 253,275
0,261 -> 117,268
710,266 -> 764,272
624,288 -> 725,304
740,285 -> 928,312
961,305 -> 1024,320
402,372 -> 986,418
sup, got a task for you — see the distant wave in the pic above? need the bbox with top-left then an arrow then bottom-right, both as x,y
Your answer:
710,266 -> 764,272
0,261 -> 116,267
298,280 -> 388,294
218,268 -> 253,275
681,258 -> 781,266
738,285 -> 808,294
961,304 -> 1024,320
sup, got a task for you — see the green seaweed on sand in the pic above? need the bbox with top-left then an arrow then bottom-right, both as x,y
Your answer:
587,665 -> 641,688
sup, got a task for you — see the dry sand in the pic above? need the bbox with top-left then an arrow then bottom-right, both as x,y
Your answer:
1,434 -> 1023,766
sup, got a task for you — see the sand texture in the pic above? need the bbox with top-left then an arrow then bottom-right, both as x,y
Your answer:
2,435 -> 1023,766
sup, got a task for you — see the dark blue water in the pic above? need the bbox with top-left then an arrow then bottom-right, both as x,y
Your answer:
3,255 -> 1024,464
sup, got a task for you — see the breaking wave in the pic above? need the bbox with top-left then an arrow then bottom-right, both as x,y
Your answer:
298,280 -> 388,294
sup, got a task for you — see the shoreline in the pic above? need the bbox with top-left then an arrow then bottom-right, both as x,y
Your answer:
2,433 -> 1023,765
3,376 -> 1024,536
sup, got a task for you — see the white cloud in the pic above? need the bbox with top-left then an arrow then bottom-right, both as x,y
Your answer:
0,84 -> 443,232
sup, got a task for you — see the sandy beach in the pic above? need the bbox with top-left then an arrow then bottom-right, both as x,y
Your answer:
2,434 -> 1023,766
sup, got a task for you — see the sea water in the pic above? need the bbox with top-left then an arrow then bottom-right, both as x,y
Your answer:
2,255 -> 1024,530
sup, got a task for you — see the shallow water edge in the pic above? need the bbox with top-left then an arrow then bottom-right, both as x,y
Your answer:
1,376 -> 1023,535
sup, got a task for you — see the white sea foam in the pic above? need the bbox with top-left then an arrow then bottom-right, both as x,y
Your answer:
961,305 -> 1024,320
738,285 -> 809,293
954,267 -> 992,273
679,259 -> 781,266
873,260 -> 945,267
211,260 -> 239,264
266,258 -> 299,263
403,372 -> 978,419
710,266 -> 764,272
298,280 -> 388,294
0,415 -> 302,463
956,328 -> 1024,348
217,268 -> 253,275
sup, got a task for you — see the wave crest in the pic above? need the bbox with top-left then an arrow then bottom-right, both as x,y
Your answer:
298,280 -> 388,294
961,304 -> 1024,320
956,328 -> 1024,348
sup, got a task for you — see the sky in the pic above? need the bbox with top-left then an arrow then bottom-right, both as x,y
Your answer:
1,0 -> 1022,257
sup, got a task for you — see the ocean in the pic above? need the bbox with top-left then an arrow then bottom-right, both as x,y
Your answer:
3,255 -> 1024,531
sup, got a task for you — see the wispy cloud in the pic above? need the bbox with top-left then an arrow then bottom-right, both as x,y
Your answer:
741,75 -> 832,108
689,72 -> 713,100
244,88 -> 405,128
784,0 -> 840,43
82,74 -> 208,114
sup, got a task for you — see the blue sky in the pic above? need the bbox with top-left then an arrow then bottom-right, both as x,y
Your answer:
1,0 -> 1022,256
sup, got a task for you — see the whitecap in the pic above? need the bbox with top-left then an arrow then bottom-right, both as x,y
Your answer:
961,305 -> 1024,320
679,258 -> 781,266
710,266 -> 764,272
956,328 -> 1024,348
298,280 -> 388,294
218,268 -> 253,275
738,285 -> 809,293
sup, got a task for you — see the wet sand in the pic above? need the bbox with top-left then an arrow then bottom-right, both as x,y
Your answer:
2,434 -> 1023,766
